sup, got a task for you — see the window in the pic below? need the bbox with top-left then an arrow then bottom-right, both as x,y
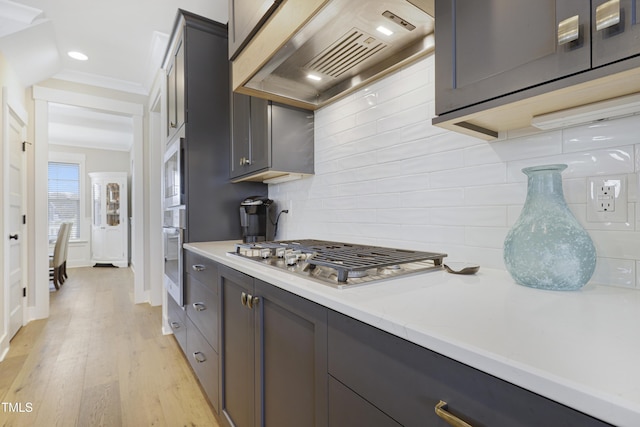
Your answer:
48,162 -> 80,241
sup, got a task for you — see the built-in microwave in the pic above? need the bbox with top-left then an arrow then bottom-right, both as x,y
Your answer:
163,136 -> 184,209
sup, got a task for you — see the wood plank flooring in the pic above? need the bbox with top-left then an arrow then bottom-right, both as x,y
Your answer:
0,266 -> 220,427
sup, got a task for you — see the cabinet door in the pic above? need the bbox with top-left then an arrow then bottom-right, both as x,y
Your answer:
247,96 -> 270,174
220,266 -> 258,427
167,36 -> 185,136
256,279 -> 328,427
231,92 -> 251,178
228,0 -> 281,59
592,0 -> 640,67
435,0 -> 591,115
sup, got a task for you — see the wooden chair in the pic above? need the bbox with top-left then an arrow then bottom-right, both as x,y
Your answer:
49,222 -> 71,289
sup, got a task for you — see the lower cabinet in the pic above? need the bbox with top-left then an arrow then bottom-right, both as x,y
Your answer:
178,250 -> 221,412
174,253 -> 613,426
327,310 -> 612,427
219,265 -> 328,427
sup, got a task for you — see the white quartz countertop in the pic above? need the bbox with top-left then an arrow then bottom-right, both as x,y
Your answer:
185,240 -> 640,427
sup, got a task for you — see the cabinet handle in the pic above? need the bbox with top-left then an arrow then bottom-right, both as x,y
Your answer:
596,0 -> 620,31
557,15 -> 580,45
241,292 -> 248,306
435,401 -> 472,427
192,302 -> 206,312
192,351 -> 207,363
9,234 -> 18,240
192,264 -> 206,272
170,321 -> 180,329
170,121 -> 177,128
240,157 -> 252,166
247,295 -> 260,309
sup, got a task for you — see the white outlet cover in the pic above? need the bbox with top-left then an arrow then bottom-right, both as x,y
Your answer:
586,175 -> 628,223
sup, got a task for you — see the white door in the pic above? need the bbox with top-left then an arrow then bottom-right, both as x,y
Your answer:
6,99 -> 27,339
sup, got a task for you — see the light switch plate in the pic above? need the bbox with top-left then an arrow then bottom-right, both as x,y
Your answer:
586,175 -> 627,222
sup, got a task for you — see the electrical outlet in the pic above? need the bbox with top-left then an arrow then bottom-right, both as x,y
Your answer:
586,175 -> 627,222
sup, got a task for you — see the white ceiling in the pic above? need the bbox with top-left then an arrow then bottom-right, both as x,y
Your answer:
0,0 -> 228,151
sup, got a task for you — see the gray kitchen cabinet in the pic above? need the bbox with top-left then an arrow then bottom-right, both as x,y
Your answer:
182,250 -> 221,412
219,265 -> 328,427
328,310 -> 612,427
228,0 -> 282,60
434,0 -> 640,140
230,92 -> 314,182
166,32 -> 184,138
435,0 -> 591,117
163,10 -> 267,243
592,0 -> 640,67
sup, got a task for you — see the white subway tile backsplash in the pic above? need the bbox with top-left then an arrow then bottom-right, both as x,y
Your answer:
271,55 -> 640,290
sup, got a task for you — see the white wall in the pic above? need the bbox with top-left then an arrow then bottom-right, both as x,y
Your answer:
269,54 -> 640,290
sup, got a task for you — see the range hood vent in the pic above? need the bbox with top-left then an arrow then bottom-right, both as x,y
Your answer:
306,29 -> 388,79
244,0 -> 434,109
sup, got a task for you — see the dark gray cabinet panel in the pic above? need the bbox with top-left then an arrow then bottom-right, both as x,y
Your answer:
592,0 -> 640,67
328,310 -> 612,427
167,295 -> 187,352
328,376 -> 401,427
219,265 -> 328,427
228,0 -> 282,60
435,0 -> 591,115
220,266 -> 257,427
256,279 -> 328,427
230,93 -> 314,181
185,275 -> 218,350
185,315 -> 219,412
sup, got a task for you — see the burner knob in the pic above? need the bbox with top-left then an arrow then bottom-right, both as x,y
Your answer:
276,248 -> 286,258
260,248 -> 272,259
285,253 -> 298,266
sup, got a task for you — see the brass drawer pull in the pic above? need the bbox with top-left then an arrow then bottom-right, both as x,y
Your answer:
435,401 -> 472,427
596,0 -> 620,31
557,15 -> 579,45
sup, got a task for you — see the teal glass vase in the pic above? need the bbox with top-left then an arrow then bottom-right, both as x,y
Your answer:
503,164 -> 596,291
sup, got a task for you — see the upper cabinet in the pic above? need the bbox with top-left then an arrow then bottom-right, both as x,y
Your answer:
166,33 -> 185,138
230,93 -> 314,183
228,0 -> 282,60
433,0 -> 640,140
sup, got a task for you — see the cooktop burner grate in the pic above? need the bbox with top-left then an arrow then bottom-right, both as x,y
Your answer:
234,239 -> 447,284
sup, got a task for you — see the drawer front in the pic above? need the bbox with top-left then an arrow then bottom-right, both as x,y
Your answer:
167,295 -> 187,352
185,274 -> 218,351
328,310 -> 611,427
186,316 -> 220,412
184,250 -> 218,291
328,376 -> 401,427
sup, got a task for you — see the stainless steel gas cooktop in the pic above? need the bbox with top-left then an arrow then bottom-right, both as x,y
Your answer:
231,240 -> 447,289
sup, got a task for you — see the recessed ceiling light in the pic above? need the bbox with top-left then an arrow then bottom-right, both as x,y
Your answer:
307,74 -> 322,81
67,51 -> 88,61
376,26 -> 394,36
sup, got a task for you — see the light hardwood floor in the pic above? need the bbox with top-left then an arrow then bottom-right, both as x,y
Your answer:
0,267 -> 220,427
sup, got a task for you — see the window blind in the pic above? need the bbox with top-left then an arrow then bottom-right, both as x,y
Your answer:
48,162 -> 80,241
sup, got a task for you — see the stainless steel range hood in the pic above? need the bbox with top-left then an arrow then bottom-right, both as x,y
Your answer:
244,0 -> 435,109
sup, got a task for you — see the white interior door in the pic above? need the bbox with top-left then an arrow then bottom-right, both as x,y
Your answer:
6,99 -> 26,339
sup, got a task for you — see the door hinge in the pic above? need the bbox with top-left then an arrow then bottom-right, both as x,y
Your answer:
22,215 -> 26,225
23,288 -> 26,298
22,141 -> 32,152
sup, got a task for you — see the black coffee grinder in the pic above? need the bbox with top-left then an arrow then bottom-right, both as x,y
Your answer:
239,196 -> 274,242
